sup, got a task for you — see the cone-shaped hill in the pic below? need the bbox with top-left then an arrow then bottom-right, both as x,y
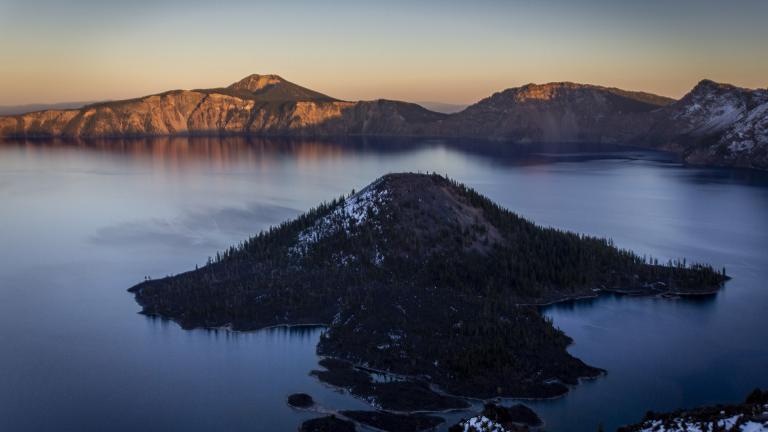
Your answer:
129,173 -> 726,399
202,73 -> 337,102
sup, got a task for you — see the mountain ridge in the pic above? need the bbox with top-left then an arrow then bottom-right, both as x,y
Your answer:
1,74 -> 765,169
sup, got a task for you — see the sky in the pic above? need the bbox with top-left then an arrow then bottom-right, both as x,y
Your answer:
0,0 -> 766,106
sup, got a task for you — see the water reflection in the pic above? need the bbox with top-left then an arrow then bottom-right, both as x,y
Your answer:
143,313 -> 324,340
544,292 -> 719,313
2,136 -> 687,173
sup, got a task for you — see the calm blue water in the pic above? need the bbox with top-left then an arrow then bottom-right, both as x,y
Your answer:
1,137 -> 766,432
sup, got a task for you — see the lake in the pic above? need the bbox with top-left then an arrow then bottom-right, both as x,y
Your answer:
1,137 -> 766,432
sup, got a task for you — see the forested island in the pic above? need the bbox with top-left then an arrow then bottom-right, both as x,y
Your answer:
129,173 -> 727,408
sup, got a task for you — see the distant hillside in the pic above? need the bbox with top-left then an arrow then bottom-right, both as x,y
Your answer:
415,101 -> 468,114
434,82 -> 672,142
129,173 -> 726,400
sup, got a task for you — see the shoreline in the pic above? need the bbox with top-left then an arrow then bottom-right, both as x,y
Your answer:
132,281 -> 720,416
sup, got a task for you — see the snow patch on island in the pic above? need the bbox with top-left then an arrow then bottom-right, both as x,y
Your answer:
289,178 -> 390,258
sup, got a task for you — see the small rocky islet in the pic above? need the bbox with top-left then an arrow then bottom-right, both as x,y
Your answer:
286,393 -> 314,409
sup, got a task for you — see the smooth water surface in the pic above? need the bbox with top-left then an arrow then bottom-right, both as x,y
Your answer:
1,137 -> 766,431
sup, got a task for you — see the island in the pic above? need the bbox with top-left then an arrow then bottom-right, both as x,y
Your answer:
287,393 -> 315,409
129,172 -> 727,409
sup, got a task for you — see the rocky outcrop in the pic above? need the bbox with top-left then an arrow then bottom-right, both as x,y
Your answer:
1,74 -> 766,169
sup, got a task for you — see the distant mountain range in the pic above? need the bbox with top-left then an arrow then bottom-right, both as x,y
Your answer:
0,101 -> 95,116
1,74 -> 765,169
415,101 -> 468,114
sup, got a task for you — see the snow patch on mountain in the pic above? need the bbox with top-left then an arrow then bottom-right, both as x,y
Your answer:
702,101 -> 744,133
720,100 -> 768,155
673,84 -> 748,135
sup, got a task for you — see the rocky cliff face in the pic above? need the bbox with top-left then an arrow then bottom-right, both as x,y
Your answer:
1,74 -> 766,169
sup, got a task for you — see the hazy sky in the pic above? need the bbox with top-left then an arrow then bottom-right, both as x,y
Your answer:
0,0 -> 766,105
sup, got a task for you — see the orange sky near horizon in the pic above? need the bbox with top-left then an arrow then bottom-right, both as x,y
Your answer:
1,0 -> 766,106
